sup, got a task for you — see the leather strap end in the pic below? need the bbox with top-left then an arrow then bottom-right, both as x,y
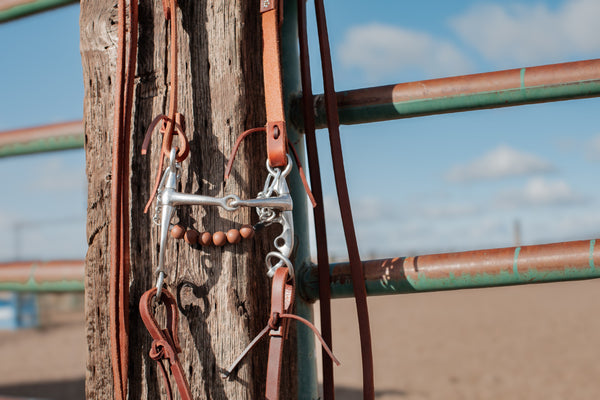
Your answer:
287,139 -> 317,208
224,127 -> 267,181
266,121 -> 288,168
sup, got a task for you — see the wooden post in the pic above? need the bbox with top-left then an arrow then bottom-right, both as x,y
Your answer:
81,0 -> 297,398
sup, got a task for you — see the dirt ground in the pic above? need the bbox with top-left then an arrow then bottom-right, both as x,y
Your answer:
326,279 -> 600,400
1,279 -> 600,399
0,309 -> 85,400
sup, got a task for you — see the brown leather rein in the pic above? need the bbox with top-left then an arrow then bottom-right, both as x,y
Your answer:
299,1 -> 376,399
109,0 -> 137,398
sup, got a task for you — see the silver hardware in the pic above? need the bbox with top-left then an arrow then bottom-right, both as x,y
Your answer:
155,271 -> 166,299
256,156 -> 294,276
155,148 -> 178,298
152,149 -> 295,293
228,194 -> 292,211
266,251 -> 294,281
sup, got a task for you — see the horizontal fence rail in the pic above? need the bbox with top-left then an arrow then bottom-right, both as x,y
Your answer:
0,120 -> 84,157
302,59 -> 600,128
0,259 -> 84,292
0,0 -> 77,23
5,62 -> 599,156
300,239 -> 600,301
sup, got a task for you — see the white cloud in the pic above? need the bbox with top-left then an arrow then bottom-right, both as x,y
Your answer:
527,210 -> 600,243
312,189 -> 596,261
314,196 -> 393,259
497,177 -> 586,207
338,23 -> 473,82
446,145 -> 555,182
315,194 -> 490,259
450,0 -> 600,66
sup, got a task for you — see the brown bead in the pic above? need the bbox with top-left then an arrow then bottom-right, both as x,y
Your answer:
199,231 -> 212,246
239,224 -> 255,239
213,231 -> 227,246
170,224 -> 185,239
184,229 -> 199,245
226,229 -> 242,244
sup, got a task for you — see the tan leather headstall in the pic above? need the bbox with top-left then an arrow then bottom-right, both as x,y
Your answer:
261,0 -> 288,168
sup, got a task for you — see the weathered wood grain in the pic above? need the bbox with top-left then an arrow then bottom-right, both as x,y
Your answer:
81,1 -> 296,398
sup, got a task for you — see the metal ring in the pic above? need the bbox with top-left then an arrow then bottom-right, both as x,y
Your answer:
265,251 -> 294,282
222,194 -> 241,211
266,154 -> 292,177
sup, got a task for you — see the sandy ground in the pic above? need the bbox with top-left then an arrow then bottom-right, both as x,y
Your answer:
0,310 -> 85,400
1,279 -> 600,399
326,279 -> 600,399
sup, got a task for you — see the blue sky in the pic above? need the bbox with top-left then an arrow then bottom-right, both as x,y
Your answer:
0,4 -> 85,260
1,0 -> 600,261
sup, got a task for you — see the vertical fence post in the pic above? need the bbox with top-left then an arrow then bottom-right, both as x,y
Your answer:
280,1 -> 319,398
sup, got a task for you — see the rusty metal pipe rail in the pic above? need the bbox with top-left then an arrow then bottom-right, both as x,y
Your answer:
0,259 -> 84,292
0,0 -> 77,23
300,59 -> 600,128
299,239 -> 600,301
0,120 -> 84,157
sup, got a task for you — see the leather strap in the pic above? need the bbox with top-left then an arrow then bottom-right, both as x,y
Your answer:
264,267 -> 293,400
140,287 -> 193,400
142,0 -> 189,214
261,0 -> 288,168
110,0 -> 138,399
313,0 -> 375,398
160,0 -> 181,158
297,1 -> 334,399
223,267 -> 339,399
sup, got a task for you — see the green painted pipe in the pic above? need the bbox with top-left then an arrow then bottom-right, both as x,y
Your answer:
0,121 -> 84,158
0,260 -> 84,292
299,239 -> 600,301
297,59 -> 600,128
327,81 -> 600,127
0,280 -> 84,292
0,134 -> 84,157
4,62 -> 597,158
0,0 -> 77,23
